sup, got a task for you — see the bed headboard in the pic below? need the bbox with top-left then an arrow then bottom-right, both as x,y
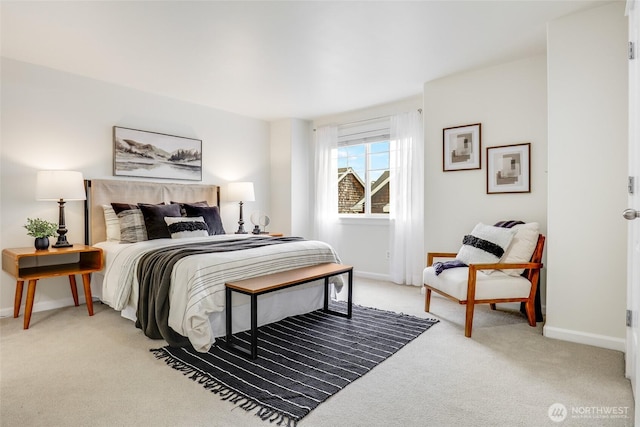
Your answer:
85,179 -> 220,245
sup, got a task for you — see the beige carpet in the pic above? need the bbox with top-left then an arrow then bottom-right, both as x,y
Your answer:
0,278 -> 634,426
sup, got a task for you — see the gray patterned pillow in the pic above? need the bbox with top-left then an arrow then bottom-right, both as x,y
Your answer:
117,209 -> 147,243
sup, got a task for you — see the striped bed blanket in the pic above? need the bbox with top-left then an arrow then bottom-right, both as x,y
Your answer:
136,237 -> 307,347
97,235 -> 343,352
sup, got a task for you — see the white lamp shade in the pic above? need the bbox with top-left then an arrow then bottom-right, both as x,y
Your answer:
36,170 -> 86,201
227,182 -> 255,202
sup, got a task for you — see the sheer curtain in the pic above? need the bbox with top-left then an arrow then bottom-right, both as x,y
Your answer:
389,111 -> 424,286
313,125 -> 339,246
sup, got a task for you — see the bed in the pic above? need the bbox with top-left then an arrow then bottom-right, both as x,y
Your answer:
86,179 -> 343,352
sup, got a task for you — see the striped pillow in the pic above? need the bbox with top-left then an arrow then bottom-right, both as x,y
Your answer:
117,209 -> 148,243
456,223 -> 516,265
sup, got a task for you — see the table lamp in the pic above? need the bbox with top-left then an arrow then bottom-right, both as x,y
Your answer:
227,182 -> 255,234
35,170 -> 86,248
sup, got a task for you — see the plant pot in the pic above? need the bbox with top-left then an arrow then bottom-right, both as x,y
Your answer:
34,237 -> 49,250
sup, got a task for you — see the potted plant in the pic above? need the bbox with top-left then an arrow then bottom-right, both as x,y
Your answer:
24,218 -> 58,250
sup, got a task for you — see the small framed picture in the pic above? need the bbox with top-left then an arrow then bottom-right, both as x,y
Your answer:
443,123 -> 481,171
487,143 -> 531,194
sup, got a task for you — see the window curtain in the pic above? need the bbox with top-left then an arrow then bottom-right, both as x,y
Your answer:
389,111 -> 424,286
313,125 -> 339,246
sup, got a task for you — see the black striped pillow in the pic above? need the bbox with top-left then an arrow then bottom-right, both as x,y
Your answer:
456,223 -> 516,265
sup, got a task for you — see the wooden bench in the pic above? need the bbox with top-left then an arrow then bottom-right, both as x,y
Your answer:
225,262 -> 353,359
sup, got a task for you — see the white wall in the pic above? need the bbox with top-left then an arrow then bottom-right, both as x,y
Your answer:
423,55 -> 549,297
0,58 -> 271,317
290,119 -> 313,238
313,96 -> 422,279
545,2 -> 628,350
269,120 -> 293,235
269,118 -> 312,238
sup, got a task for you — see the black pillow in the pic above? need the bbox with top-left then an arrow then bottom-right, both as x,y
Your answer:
184,205 -> 225,235
138,203 -> 182,239
111,202 -> 164,214
170,200 -> 209,216
111,202 -> 139,215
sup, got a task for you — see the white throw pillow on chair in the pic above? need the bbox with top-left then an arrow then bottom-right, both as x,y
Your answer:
456,223 -> 516,265
500,222 -> 540,276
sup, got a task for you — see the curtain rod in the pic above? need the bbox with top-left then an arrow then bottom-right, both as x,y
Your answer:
313,109 -> 422,131
341,114 -> 390,126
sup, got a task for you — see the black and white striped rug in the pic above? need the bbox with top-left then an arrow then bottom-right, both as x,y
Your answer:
151,303 -> 438,426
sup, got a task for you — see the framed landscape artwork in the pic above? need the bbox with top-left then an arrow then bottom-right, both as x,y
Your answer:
113,126 -> 202,181
443,123 -> 481,171
487,143 -> 531,194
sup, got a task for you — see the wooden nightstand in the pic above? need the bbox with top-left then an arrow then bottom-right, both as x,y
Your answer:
2,244 -> 104,329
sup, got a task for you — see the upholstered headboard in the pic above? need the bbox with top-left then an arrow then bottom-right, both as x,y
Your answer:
85,179 -> 220,245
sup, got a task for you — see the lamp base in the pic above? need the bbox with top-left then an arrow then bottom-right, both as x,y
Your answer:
53,235 -> 73,248
52,241 -> 73,248
235,201 -> 247,234
53,199 -> 73,248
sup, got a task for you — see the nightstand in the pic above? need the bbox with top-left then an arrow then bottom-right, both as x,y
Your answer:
2,244 -> 104,329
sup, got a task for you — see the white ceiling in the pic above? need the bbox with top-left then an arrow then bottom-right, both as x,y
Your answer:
1,1 -> 610,121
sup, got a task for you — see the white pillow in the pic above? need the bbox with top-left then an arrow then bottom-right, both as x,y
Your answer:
102,205 -> 121,242
500,222 -> 540,276
456,223 -> 516,265
164,216 -> 209,239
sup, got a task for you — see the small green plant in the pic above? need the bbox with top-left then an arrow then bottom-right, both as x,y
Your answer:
24,218 -> 58,238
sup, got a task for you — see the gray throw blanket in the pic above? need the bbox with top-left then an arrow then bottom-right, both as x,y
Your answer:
135,236 -> 304,347
433,259 -> 467,275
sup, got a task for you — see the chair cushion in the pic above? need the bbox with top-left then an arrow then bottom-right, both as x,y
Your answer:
456,223 -> 516,265
423,266 -> 532,301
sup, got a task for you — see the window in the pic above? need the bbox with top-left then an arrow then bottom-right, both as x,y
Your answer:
336,118 -> 390,216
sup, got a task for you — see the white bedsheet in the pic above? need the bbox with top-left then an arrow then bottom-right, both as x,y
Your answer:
95,235 -> 343,351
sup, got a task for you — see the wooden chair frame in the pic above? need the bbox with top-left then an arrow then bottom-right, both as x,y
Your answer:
424,234 -> 545,337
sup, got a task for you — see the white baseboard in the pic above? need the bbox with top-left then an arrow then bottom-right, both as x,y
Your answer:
543,325 -> 626,352
0,296 -> 92,319
1,270 -> 392,319
353,270 -> 391,282
354,270 -> 426,288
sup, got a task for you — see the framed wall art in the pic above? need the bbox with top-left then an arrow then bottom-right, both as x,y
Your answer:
486,143 -> 531,194
113,126 -> 202,181
443,123 -> 481,171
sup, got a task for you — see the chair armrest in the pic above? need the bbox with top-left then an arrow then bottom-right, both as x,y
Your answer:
468,261 -> 543,271
427,252 -> 457,266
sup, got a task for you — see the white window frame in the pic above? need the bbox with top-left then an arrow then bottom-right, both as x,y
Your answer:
337,117 -> 391,219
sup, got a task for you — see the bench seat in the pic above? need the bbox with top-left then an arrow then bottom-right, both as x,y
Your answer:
225,262 -> 353,359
